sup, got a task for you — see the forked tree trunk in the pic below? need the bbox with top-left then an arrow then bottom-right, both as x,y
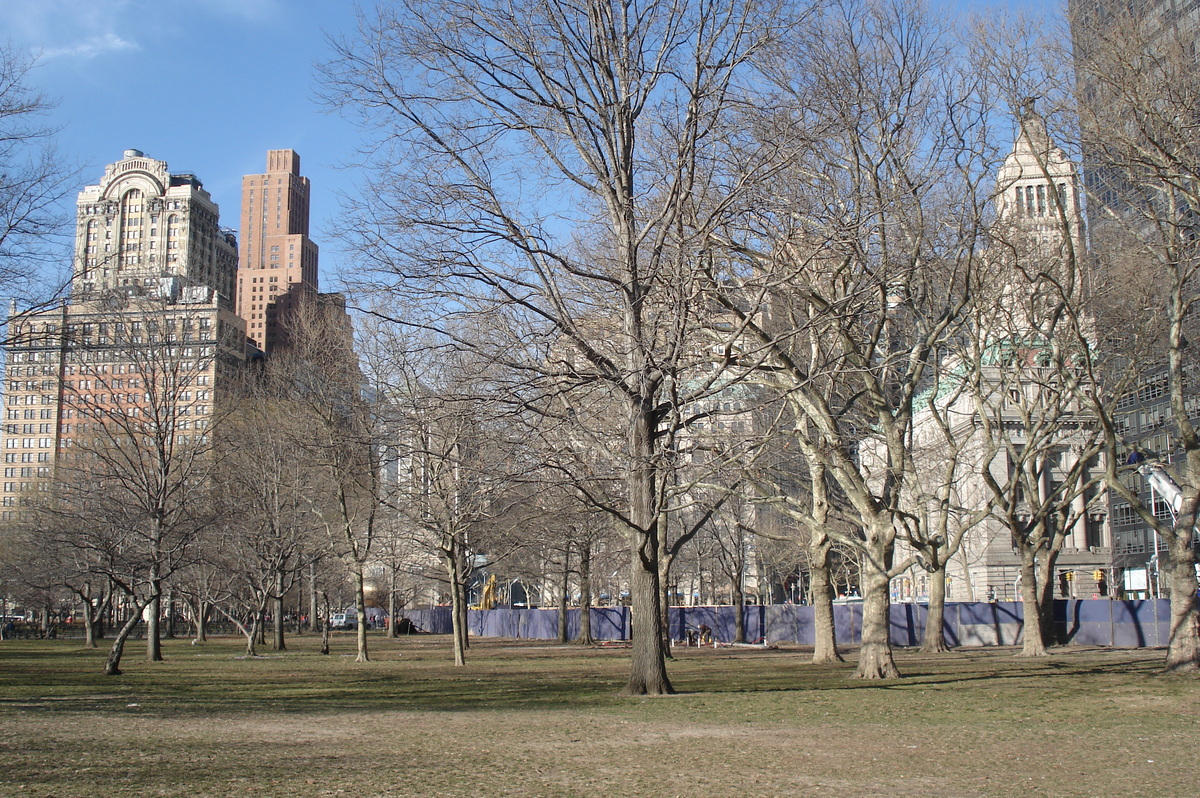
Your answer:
192,599 -> 208,643
1164,528 -> 1200,671
855,533 -> 899,679
245,619 -> 261,657
920,568 -> 950,653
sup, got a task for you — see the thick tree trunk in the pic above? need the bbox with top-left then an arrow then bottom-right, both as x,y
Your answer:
245,619 -> 260,657
104,610 -> 144,676
855,539 -> 899,679
1018,549 -> 1047,657
623,545 -> 673,695
577,541 -> 594,645
1164,529 -> 1200,671
621,404 -> 672,696
920,568 -> 950,653
809,537 -> 843,664
1035,554 -> 1058,648
353,566 -> 369,663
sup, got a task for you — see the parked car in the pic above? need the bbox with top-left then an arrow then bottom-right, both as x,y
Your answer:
329,612 -> 357,630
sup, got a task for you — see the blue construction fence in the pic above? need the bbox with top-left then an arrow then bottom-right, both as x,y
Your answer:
399,599 -> 1175,648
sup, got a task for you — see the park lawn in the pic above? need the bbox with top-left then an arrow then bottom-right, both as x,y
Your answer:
0,635 -> 1196,797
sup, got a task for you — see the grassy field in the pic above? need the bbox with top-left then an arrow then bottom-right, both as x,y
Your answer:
0,634 -> 1197,798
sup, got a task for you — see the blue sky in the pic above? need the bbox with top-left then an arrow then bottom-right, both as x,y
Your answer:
2,0 -> 1059,286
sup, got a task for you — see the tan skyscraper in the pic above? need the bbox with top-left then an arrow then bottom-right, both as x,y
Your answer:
237,150 -> 319,353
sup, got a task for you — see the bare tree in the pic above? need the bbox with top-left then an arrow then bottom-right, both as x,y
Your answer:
322,0 -> 789,694
205,378 -> 321,656
1070,6 -> 1200,671
0,46 -> 76,330
38,297 -> 237,675
714,0 -> 990,678
376,340 -> 531,665
271,296 -> 378,663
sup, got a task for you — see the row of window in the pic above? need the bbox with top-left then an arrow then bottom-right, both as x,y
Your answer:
3,452 -> 50,463
1015,183 -> 1069,217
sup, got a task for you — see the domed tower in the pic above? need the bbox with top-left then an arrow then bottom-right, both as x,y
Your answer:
73,149 -> 238,307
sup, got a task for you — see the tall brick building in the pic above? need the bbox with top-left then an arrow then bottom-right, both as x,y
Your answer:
237,150 -> 320,353
1,150 -> 246,520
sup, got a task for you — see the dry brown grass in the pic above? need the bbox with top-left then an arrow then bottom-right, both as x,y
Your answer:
0,635 -> 1196,797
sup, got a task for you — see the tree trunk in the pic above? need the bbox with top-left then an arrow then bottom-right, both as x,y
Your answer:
577,541 -> 594,645
557,546 -> 570,644
1164,527 -> 1200,671
164,589 -> 175,639
657,516 -> 676,659
809,536 -> 843,664
353,566 -> 369,663
387,565 -> 398,639
623,545 -> 673,695
309,561 -> 319,634
104,610 -> 144,676
1018,548 -> 1047,657
193,599 -> 208,644
82,604 -> 97,649
320,593 -> 330,655
145,589 -> 163,662
733,576 -> 746,644
1035,553 -> 1058,648
855,537 -> 899,679
245,619 -> 260,657
920,567 -> 950,653
273,569 -> 287,652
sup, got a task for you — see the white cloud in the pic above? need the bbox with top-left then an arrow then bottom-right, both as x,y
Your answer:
42,32 -> 140,61
0,1 -> 141,61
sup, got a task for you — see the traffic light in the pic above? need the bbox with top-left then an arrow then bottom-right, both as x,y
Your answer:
1093,570 -> 1105,582
1065,571 -> 1075,581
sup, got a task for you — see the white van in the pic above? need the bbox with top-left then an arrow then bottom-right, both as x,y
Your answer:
329,611 -> 357,630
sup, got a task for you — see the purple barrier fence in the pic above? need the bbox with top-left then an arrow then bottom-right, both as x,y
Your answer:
397,599 -> 1174,649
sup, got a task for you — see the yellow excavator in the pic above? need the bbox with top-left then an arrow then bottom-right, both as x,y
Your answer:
472,574 -> 498,610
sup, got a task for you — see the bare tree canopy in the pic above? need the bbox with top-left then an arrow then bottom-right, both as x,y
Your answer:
0,46 -> 75,322
321,0 -> 792,694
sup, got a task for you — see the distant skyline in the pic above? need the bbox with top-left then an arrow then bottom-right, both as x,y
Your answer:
2,0 -> 1061,287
